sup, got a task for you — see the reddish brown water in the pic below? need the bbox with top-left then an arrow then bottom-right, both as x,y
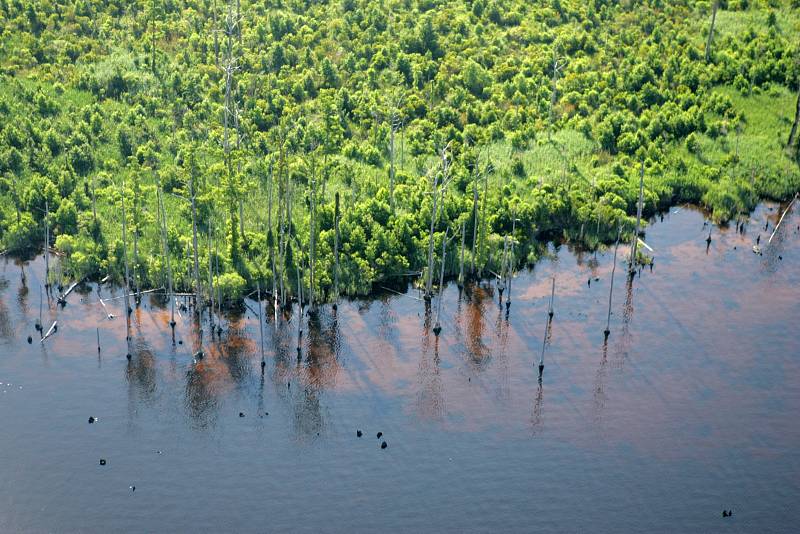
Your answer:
0,202 -> 798,532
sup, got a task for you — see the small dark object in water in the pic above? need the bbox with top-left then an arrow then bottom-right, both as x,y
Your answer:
99,459 -> 106,466
734,246 -> 737,250
126,354 -> 132,360
169,320 -> 176,328
468,377 -> 471,382
433,324 -> 442,336
288,382 -> 291,389
130,485 -> 136,492
178,340 -> 183,345
239,412 -> 245,418
706,235 -> 712,244
193,351 -> 203,360
53,324 -> 57,332
757,235 -> 761,245
778,255 -> 782,260
505,301 -> 510,310
381,441 -> 388,449
604,328 -> 610,340
538,363 -> 544,377
587,279 -> 591,287
357,430 -> 362,437
88,416 -> 95,424
260,361 -> 265,370
27,336 -> 32,344
376,432 -> 383,439
35,323 -> 42,332
595,277 -> 600,282
332,303 -> 338,311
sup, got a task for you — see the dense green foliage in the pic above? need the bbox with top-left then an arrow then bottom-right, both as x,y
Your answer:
0,0 -> 798,304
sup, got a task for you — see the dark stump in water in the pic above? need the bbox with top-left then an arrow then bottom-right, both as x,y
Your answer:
357,430 -> 362,437
381,441 -> 388,449
433,324 -> 442,336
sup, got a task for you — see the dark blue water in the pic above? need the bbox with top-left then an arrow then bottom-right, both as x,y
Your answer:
0,203 -> 798,532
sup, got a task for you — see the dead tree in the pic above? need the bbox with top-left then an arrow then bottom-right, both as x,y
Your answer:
131,178 -> 141,303
630,159 -> 645,273
458,219 -> 465,286
188,172 -> 202,314
120,182 -> 132,341
788,83 -> 800,156
212,0 -> 220,68
705,1 -> 719,63
334,191 -> 341,304
44,201 -> 50,287
549,49 -> 566,139
470,156 -> 479,275
307,152 -> 318,312
157,187 -> 176,327
605,226 -> 622,339
425,143 -> 452,298
388,101 -> 402,212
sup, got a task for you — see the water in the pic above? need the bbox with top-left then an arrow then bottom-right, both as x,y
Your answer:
0,203 -> 798,533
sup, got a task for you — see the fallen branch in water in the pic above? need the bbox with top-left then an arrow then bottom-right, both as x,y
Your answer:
58,279 -> 83,304
768,193 -> 798,244
380,286 -> 423,301
41,321 -> 57,343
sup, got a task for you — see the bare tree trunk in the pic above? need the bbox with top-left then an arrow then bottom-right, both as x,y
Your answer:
309,167 -> 317,311
44,201 -> 50,287
630,159 -> 644,272
90,174 -> 97,226
157,188 -> 175,327
207,224 -> 215,329
605,226 -> 622,338
425,170 -> 439,297
334,191 -> 341,302
189,175 -> 202,314
212,0 -> 219,68
459,220 -> 465,285
132,191 -> 140,303
788,84 -> 800,154
389,116 -> 397,212
120,183 -> 132,340
470,162 -> 479,275
478,162 -> 489,277
434,228 -> 448,334
705,1 -> 718,63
